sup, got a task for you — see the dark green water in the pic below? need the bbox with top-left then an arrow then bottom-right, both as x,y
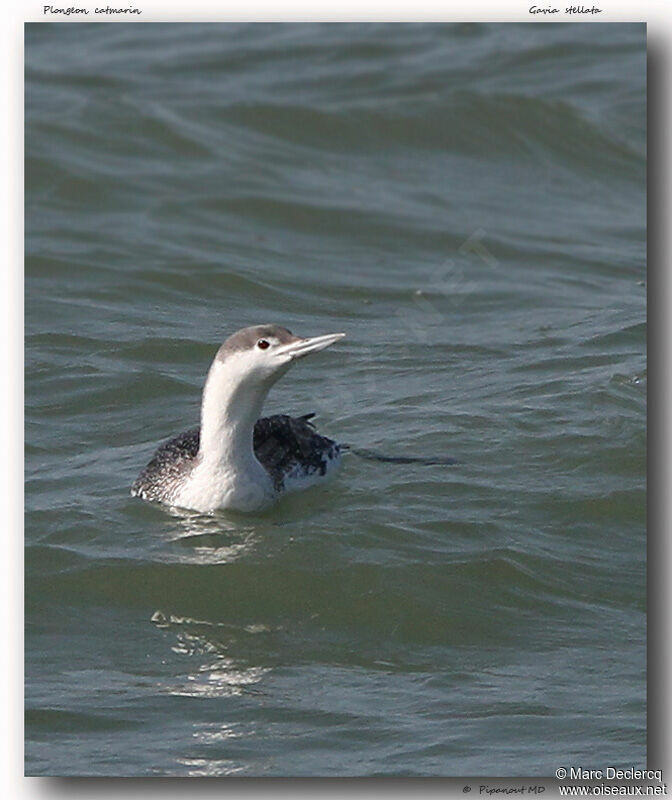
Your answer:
25,22 -> 646,777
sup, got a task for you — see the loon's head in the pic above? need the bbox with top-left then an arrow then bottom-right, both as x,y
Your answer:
198,324 -> 344,460
212,324 -> 345,390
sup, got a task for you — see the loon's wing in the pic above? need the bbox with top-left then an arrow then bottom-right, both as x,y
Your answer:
131,428 -> 200,502
253,413 -> 341,492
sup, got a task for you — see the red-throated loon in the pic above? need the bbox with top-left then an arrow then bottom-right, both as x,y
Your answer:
131,325 -> 345,513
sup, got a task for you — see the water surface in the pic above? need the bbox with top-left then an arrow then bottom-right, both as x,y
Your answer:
25,22 -> 646,777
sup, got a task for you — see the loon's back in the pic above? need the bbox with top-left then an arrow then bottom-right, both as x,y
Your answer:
131,413 -> 341,505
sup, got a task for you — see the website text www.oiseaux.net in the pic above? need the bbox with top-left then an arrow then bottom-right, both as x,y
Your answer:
555,768 -> 666,796
558,786 -> 666,796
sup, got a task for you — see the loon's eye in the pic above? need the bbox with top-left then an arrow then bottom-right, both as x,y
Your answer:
257,339 -> 270,350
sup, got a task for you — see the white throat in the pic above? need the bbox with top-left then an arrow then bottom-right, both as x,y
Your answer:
173,355 -> 280,512
199,356 -> 273,469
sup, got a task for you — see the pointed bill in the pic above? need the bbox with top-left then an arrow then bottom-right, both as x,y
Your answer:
274,332 -> 345,360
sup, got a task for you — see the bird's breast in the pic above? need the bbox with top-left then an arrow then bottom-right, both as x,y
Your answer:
172,458 -> 274,513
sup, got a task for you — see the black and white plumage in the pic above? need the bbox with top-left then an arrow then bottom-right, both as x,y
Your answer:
132,414 -> 341,502
252,413 -> 341,491
131,325 -> 345,513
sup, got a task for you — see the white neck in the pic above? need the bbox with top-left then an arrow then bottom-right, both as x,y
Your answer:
198,357 -> 271,473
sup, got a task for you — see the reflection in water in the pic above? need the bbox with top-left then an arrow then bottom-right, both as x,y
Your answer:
175,757 -> 245,777
154,616 -> 271,776
159,506 -> 264,565
153,617 -> 270,699
165,657 -> 269,699
195,721 -> 243,743
174,537 -> 256,566
148,510 -> 280,775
